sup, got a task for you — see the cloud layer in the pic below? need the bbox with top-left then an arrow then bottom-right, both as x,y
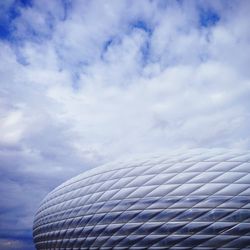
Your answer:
0,0 -> 250,249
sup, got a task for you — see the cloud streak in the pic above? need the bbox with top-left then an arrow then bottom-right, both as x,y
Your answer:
0,0 -> 250,249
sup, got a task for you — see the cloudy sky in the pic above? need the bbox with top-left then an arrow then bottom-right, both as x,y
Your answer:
0,0 -> 250,249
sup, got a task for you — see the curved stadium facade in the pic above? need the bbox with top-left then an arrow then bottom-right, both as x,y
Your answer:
33,150 -> 250,249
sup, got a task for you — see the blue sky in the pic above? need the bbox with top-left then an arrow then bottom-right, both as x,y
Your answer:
0,0 -> 250,249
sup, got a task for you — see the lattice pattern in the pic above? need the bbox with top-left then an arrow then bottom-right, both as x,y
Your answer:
33,150 -> 250,249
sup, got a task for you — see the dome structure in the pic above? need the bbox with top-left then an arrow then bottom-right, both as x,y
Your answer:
33,150 -> 250,249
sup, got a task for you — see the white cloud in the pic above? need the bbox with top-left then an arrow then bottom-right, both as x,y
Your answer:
1,0 -> 250,170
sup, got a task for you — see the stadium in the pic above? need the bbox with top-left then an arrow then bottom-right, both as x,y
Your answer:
33,150 -> 250,249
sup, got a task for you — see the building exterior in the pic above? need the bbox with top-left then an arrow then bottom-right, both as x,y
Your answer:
33,150 -> 250,249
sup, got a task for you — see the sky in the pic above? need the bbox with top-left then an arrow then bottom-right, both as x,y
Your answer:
0,0 -> 250,249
